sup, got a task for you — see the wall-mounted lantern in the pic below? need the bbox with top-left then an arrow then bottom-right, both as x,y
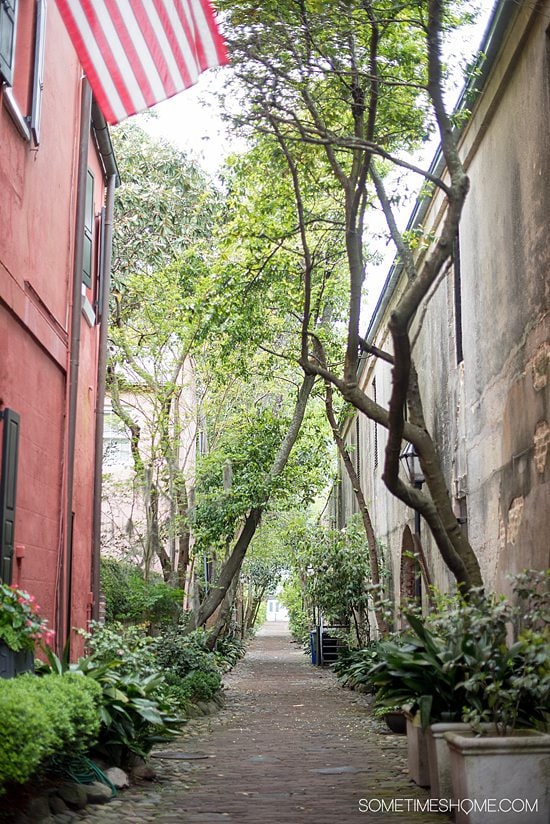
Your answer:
399,442 -> 425,487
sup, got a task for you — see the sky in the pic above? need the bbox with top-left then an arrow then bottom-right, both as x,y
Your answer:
138,0 -> 498,322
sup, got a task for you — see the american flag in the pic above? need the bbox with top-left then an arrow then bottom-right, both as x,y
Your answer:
55,0 -> 228,124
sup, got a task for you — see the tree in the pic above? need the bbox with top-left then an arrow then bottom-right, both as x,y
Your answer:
106,122 -> 335,637
283,513 -> 377,646
105,122 -> 217,584
218,0 -> 483,591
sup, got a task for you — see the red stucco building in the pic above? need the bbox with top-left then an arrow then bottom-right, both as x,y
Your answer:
0,1 -> 118,653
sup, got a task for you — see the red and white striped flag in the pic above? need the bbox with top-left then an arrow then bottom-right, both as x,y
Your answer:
55,0 -> 228,124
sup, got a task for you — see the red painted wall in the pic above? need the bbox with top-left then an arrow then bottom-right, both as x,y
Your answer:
0,3 -> 107,653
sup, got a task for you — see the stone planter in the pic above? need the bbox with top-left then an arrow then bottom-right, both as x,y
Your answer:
405,712 -> 430,787
444,729 -> 550,824
0,641 -> 35,679
427,722 -> 471,799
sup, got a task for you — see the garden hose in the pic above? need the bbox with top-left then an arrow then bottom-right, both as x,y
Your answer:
48,754 -> 117,796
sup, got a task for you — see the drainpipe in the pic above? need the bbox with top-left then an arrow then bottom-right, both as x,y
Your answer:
91,173 -> 116,622
57,78 -> 92,650
413,485 -> 422,602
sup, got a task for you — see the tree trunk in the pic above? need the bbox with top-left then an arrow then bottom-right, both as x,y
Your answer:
175,477 -> 190,589
189,374 -> 315,630
324,382 -> 389,635
206,575 -> 239,650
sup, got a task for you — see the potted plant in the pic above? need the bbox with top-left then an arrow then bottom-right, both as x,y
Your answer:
366,616 -> 470,788
442,571 -> 550,824
0,583 -> 53,678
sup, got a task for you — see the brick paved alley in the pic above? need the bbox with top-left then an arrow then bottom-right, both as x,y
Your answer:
81,623 -> 451,824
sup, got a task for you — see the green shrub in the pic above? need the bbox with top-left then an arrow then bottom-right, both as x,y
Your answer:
0,673 -> 101,792
101,558 -> 183,627
280,578 -> 310,644
39,624 -> 185,767
153,627 -> 220,680
333,643 -> 385,690
214,635 -> 246,672
84,620 -> 158,677
91,667 -> 184,766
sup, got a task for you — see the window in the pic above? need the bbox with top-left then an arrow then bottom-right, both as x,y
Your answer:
0,0 -> 17,87
96,206 -> 106,320
1,1 -> 46,145
83,169 -> 94,288
29,0 -> 46,145
103,405 -> 132,468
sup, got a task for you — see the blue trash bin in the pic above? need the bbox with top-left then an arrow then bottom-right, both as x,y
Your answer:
310,630 -> 317,665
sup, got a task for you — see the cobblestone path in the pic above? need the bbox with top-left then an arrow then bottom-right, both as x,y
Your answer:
81,623 -> 450,824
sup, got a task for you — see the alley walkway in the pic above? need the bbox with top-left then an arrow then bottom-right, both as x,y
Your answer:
81,623 -> 450,824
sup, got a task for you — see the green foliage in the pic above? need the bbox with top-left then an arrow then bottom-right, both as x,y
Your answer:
0,584 -> 53,652
283,514 -> 374,631
100,558 -> 183,627
366,624 -> 467,731
152,627 -> 225,713
254,601 -> 267,628
38,623 -> 184,767
165,669 -> 222,707
426,572 -> 550,735
333,642 -> 386,691
84,621 -> 159,677
0,674 -> 101,792
280,576 -> 310,644
153,627 -> 220,680
336,572 -> 550,735
193,400 -> 332,556
193,409 -> 286,551
111,121 -> 216,292
214,635 -> 247,672
92,667 -> 183,766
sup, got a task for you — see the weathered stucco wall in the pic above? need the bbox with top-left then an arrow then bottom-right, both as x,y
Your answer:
457,4 -> 550,592
339,1 -> 549,612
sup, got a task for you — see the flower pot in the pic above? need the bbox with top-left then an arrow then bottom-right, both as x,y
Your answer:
406,712 -> 430,787
384,710 -> 407,735
427,722 -> 472,799
0,641 -> 35,679
444,729 -> 550,824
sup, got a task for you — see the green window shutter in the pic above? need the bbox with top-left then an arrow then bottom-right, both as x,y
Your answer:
0,0 -> 18,87
30,0 -> 47,146
83,169 -> 94,288
96,205 -> 106,320
0,409 -> 20,585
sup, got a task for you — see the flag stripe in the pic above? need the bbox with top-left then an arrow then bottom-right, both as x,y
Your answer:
55,0 -> 228,125
192,0 -> 227,67
109,0 -> 162,105
157,0 -> 197,86
167,0 -> 203,84
132,0 -> 179,98
94,0 -> 146,114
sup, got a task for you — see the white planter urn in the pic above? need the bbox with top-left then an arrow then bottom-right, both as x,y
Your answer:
405,712 -> 430,787
427,722 -> 471,799
444,729 -> 550,824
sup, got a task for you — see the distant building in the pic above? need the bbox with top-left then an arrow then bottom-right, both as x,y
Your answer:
265,597 -> 289,623
0,1 -> 118,651
334,0 -> 549,616
101,359 -> 197,591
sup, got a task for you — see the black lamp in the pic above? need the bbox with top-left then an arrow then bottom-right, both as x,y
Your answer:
400,442 -> 425,486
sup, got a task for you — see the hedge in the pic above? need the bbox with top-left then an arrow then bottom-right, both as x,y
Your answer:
0,673 -> 101,791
